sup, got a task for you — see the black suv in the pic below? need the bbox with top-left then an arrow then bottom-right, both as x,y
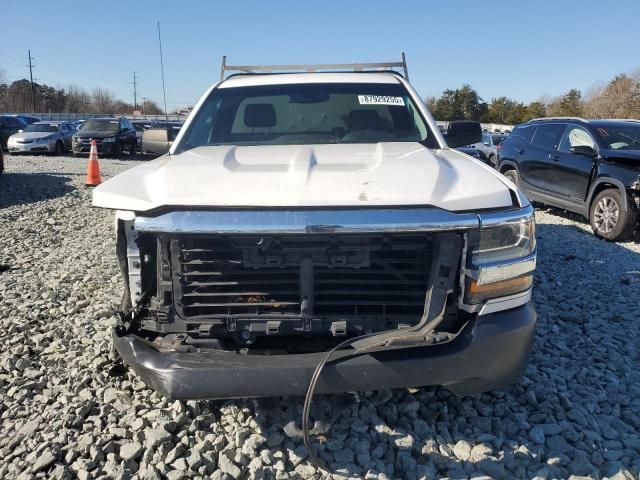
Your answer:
498,118 -> 640,241
72,117 -> 137,157
0,115 -> 27,150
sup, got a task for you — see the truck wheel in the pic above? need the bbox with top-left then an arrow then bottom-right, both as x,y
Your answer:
113,142 -> 122,158
503,168 -> 519,187
488,154 -> 497,166
54,141 -> 64,156
590,189 -> 637,241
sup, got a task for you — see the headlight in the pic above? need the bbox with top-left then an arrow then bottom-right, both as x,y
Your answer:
102,137 -> 116,143
465,208 -> 536,304
472,216 -> 535,265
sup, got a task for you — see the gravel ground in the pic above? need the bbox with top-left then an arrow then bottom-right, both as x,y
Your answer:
1,154 -> 640,480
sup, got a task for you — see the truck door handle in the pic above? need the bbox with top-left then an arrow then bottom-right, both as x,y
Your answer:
548,154 -> 560,161
515,148 -> 525,154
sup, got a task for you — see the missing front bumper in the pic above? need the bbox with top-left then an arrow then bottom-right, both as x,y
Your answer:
113,302 -> 536,400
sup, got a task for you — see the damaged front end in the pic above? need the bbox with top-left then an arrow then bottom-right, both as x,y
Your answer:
112,207 -> 536,400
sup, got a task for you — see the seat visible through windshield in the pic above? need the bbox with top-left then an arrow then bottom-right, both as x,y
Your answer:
178,82 -> 433,151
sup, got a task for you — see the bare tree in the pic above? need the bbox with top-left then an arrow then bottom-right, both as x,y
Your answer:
92,88 -> 115,113
65,85 -> 91,113
583,74 -> 640,119
583,83 -> 607,119
0,69 -> 8,112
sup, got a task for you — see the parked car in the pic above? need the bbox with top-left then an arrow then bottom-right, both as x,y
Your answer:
455,146 -> 490,164
141,123 -> 182,156
93,71 -> 536,401
0,115 -> 27,149
72,117 -> 137,157
9,114 -> 41,126
131,120 -> 154,151
472,132 -> 506,166
7,121 -> 75,155
498,117 -> 640,240
70,120 -> 85,131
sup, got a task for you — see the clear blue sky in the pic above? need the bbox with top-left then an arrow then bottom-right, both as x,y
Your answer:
2,0 -> 639,111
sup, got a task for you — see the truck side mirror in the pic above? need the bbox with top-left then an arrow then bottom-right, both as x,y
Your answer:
444,121 -> 482,148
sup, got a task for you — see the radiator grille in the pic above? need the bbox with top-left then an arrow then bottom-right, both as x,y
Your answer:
172,234 -> 434,318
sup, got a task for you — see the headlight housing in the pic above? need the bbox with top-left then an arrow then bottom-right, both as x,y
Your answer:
472,216 -> 535,265
465,208 -> 536,305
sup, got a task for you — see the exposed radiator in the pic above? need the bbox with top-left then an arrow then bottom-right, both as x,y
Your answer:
168,233 -> 434,319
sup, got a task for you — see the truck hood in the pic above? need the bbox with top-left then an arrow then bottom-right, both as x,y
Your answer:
92,143 -> 514,212
601,149 -> 640,164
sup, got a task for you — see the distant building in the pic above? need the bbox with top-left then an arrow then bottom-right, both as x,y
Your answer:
176,106 -> 194,116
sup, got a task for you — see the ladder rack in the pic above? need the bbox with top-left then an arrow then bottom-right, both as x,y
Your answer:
219,52 -> 409,81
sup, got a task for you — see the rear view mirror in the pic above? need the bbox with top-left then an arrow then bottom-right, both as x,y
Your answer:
571,145 -> 597,157
289,92 -> 330,103
444,121 -> 482,148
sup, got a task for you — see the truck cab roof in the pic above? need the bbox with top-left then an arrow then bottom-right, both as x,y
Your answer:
220,71 -> 403,88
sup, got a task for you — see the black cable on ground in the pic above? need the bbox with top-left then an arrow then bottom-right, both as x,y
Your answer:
301,332 -> 380,472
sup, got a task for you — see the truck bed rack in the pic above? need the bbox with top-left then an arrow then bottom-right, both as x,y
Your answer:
219,53 -> 409,81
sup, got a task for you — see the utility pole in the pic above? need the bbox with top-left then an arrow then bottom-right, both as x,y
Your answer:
133,72 -> 138,111
27,49 -> 36,112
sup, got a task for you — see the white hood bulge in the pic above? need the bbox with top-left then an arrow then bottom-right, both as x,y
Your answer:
92,143 -> 514,212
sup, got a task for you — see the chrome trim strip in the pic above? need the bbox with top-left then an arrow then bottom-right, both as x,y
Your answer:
477,288 -> 532,316
134,209 -> 480,234
478,204 -> 534,228
470,252 -> 537,286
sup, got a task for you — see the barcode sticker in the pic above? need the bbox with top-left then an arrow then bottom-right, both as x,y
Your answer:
358,95 -> 405,106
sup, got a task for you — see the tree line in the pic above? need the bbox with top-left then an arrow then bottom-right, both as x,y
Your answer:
0,74 -> 164,115
426,70 -> 640,124
2,69 -> 639,121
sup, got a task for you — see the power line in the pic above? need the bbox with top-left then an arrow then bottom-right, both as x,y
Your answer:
27,49 -> 36,111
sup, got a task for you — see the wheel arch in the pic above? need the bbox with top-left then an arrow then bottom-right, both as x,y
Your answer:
587,178 -> 632,215
498,160 -> 519,174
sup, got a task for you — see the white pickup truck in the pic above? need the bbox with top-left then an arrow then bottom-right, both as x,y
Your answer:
93,68 -> 536,400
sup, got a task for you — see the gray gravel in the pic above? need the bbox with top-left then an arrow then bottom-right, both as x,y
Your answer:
1,154 -> 640,480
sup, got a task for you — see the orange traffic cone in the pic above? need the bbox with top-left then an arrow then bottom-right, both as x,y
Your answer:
85,139 -> 102,187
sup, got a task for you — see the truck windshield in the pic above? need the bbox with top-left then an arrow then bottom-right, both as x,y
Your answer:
594,124 -> 640,151
177,82 -> 432,151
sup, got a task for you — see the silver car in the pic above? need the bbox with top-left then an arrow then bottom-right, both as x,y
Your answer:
472,132 -> 507,166
7,121 -> 75,155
